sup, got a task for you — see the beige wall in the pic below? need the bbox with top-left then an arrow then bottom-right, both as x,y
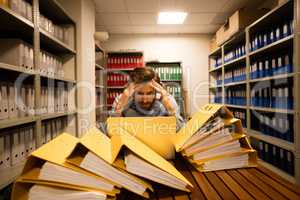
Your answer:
58,0 -> 96,136
102,34 -> 211,115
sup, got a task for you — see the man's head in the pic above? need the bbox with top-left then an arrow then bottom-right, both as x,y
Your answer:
131,67 -> 156,110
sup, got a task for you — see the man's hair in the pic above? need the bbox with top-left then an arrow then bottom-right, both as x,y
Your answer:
130,67 -> 155,84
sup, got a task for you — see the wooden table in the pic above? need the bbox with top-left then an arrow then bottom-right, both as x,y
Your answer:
117,158 -> 300,200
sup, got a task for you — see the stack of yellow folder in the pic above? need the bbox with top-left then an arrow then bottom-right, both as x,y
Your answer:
12,127 -> 192,199
12,104 -> 257,199
107,104 -> 258,172
173,104 -> 257,172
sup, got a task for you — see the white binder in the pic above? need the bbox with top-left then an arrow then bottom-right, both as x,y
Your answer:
0,135 -> 5,169
23,43 -> 30,70
52,120 -> 58,139
24,127 -> 30,156
8,83 -> 18,119
46,122 -> 52,142
41,123 -> 46,145
19,86 -> 27,117
56,118 -> 62,135
11,129 -> 20,165
0,83 -> 9,120
19,127 -> 26,161
25,2 -> 32,21
29,45 -> 34,71
29,126 -> 35,153
4,133 -> 11,168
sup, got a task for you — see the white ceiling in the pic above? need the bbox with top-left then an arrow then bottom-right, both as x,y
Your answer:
94,0 -> 262,34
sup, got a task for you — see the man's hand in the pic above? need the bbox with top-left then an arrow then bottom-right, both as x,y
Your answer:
150,80 -> 168,97
115,82 -> 139,115
151,80 -> 176,115
123,82 -> 138,98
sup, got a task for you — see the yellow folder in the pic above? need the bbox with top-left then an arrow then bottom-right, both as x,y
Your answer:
191,150 -> 258,172
106,116 -> 177,159
66,127 -> 153,198
187,136 -> 254,163
110,127 -> 193,191
11,182 -> 116,200
180,117 -> 242,151
173,104 -> 234,152
12,133 -> 120,197
68,126 -> 193,192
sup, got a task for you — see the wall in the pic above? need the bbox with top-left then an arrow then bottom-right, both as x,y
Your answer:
102,34 -> 211,115
58,0 -> 96,136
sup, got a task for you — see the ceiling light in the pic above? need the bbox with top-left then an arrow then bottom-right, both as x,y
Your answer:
157,11 -> 188,24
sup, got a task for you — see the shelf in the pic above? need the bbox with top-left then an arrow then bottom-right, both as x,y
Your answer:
249,35 -> 294,57
248,0 -> 293,31
107,68 -> 135,71
223,31 -> 245,49
0,161 -> 26,190
0,5 -> 34,39
40,29 -> 76,55
107,86 -> 126,89
224,104 -> 247,109
95,85 -> 105,88
223,55 -> 246,68
209,47 -> 222,57
0,116 -> 37,130
40,74 -> 76,84
0,62 -> 36,75
224,81 -> 246,87
249,73 -> 296,83
40,111 -> 77,121
247,129 -> 295,152
161,80 -> 182,82
39,0 -> 75,24
209,66 -> 223,73
250,106 -> 295,114
258,160 -> 295,184
209,85 -> 222,89
95,64 -> 105,70
108,51 -> 143,56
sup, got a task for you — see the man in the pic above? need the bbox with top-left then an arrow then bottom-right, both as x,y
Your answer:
111,67 -> 184,131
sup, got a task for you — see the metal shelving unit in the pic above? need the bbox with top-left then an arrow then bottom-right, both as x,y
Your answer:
95,42 -> 107,124
0,0 -> 78,189
208,0 -> 300,185
146,61 -> 186,119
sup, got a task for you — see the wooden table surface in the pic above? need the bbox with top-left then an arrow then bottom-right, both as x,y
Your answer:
117,158 -> 300,200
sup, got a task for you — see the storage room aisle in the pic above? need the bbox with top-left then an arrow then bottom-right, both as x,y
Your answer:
0,0 -> 299,199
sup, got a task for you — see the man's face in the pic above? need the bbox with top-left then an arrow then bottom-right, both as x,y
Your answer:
134,82 -> 156,110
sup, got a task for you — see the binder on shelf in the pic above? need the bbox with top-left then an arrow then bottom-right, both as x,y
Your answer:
8,83 -> 18,119
24,127 -> 30,156
3,133 -> 11,168
0,135 -> 4,169
11,128 -> 21,165
19,127 -> 26,161
41,123 -> 47,146
46,122 -> 52,143
18,86 -> 27,117
0,82 -> 9,120
25,1 -> 32,22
